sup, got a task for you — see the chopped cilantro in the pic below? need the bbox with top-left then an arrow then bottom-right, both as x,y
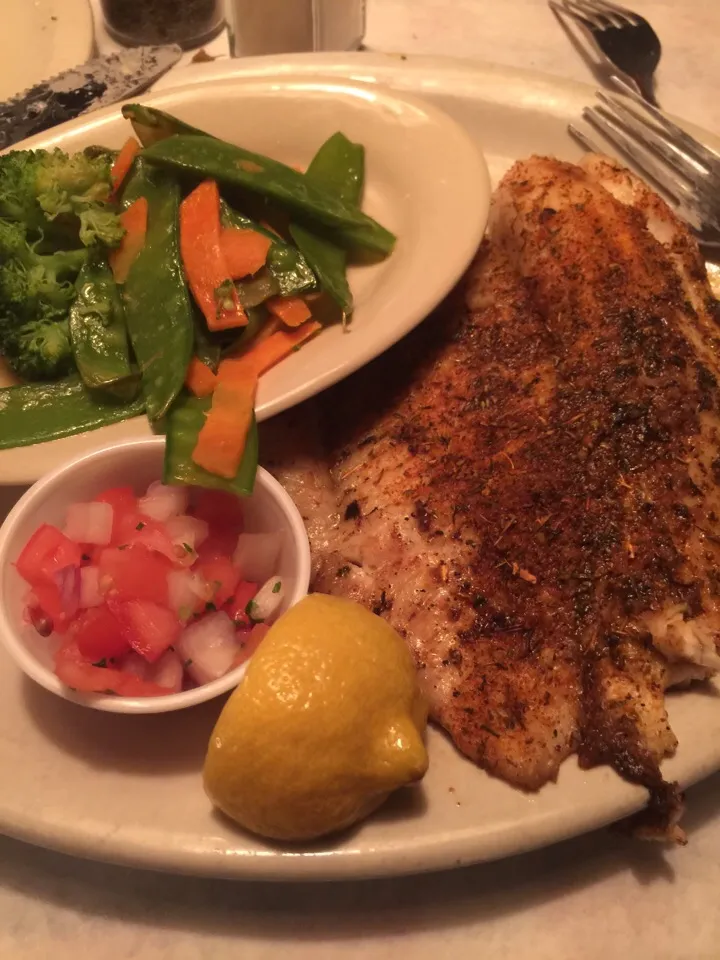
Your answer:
272,580 -> 281,594
183,658 -> 193,668
182,542 -> 193,554
92,658 -> 107,668
81,553 -> 91,562
136,521 -> 145,531
205,601 -> 216,612
117,544 -> 128,551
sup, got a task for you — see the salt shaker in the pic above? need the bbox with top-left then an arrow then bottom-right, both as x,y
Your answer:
228,0 -> 366,57
99,0 -> 225,49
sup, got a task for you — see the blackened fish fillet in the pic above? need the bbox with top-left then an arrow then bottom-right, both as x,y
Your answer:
266,156 -> 720,833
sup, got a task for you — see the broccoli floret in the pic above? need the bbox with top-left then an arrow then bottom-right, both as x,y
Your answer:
0,148 -> 121,248
0,219 -> 86,319
78,206 -> 126,247
0,306 -> 72,380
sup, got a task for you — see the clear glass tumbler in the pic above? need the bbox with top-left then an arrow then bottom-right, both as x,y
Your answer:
99,0 -> 225,49
228,0 -> 366,57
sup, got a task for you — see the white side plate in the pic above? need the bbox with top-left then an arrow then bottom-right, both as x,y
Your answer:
0,74 -> 489,484
0,55 -> 718,882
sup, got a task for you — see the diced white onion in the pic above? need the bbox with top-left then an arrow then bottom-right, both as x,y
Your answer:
79,566 -> 103,608
165,515 -> 209,550
150,650 -> 183,693
176,611 -> 238,685
233,532 -> 283,582
64,501 -> 113,545
167,569 -> 209,620
121,652 -> 150,680
138,482 -> 189,523
247,576 -> 285,625
53,566 -> 80,619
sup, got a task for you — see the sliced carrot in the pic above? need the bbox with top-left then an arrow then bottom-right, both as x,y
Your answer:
266,295 -> 312,328
180,180 -> 247,333
109,197 -> 148,284
192,377 -> 258,479
219,320 -> 321,383
185,357 -> 218,398
220,227 -> 272,279
192,320 -> 321,480
110,137 -> 140,196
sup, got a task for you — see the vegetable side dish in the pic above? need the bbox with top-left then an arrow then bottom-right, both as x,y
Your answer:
16,484 -> 285,697
0,104 -> 395,496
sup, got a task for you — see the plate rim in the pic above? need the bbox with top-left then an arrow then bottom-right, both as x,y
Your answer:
1,53 -> 719,882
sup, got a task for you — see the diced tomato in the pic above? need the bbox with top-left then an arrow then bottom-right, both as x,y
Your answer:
115,599 -> 181,662
191,489 -> 244,531
16,523 -> 82,587
112,509 -> 146,546
226,580 -> 258,626
195,531 -> 238,564
71,605 -> 131,661
54,639 -> 170,697
98,545 -> 172,605
198,557 -> 239,607
94,487 -> 137,543
232,623 -> 269,667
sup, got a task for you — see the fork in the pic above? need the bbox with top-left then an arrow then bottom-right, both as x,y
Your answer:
570,76 -> 720,250
549,0 -> 662,106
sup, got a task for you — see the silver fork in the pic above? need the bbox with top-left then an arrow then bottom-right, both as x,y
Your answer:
570,76 -> 720,250
550,0 -> 662,106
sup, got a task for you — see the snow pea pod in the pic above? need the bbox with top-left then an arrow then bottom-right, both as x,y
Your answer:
142,136 -> 395,256
121,104 -> 211,147
0,377 -> 144,450
68,253 -> 138,401
290,132 -> 364,316
121,164 -> 193,421
163,391 -> 258,496
219,200 -> 315,299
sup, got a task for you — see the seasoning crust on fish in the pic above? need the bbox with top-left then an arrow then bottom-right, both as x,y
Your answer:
266,155 -> 720,835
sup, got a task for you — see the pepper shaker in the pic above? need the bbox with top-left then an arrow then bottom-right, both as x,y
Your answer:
99,0 -> 225,49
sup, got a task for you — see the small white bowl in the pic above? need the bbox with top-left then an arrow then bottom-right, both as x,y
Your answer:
0,437 -> 310,714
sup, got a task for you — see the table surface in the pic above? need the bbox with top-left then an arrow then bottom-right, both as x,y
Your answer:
3,1 -> 720,958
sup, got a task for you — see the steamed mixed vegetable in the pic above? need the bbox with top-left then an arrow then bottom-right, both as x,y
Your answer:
0,104 -> 395,494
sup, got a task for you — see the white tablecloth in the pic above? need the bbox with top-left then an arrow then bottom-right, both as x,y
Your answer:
2,2 -> 720,957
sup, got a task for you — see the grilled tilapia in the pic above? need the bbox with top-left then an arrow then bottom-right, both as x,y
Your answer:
265,156 -> 720,835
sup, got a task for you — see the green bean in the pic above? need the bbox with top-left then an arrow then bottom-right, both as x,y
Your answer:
68,253 -> 138,400
163,391 -> 258,496
305,131 -> 365,205
122,104 -> 211,148
142,136 -> 395,256
219,200 -> 315,299
290,132 -> 364,316
121,163 -> 194,421
0,377 -> 144,449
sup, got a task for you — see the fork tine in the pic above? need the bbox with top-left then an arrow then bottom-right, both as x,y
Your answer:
560,0 -> 611,30
583,106 -> 695,210
596,91 -> 718,193
609,75 -> 720,174
584,0 -> 637,24
572,0 -> 629,28
568,124 -> 604,153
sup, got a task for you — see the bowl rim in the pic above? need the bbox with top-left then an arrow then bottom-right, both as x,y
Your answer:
0,436 -> 311,714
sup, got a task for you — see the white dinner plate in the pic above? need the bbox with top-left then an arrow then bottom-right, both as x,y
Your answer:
0,0 -> 93,102
1,55 -> 719,882
0,75 -> 489,484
